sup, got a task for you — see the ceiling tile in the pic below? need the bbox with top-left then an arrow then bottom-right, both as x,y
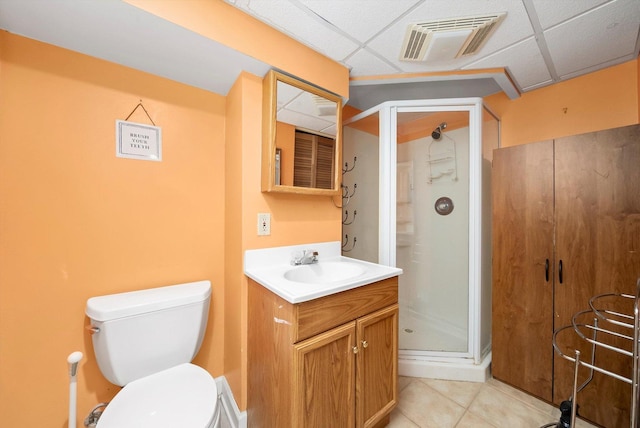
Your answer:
531,0 -> 609,29
344,48 -> 401,77
236,0 -> 359,59
366,0 -> 534,74
544,0 -> 640,77
298,0 -> 421,43
463,37 -> 551,91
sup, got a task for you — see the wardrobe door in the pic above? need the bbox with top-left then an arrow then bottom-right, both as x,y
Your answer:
553,125 -> 640,428
492,140 -> 555,401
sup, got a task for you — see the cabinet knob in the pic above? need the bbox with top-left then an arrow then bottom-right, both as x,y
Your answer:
352,346 -> 359,354
361,340 -> 369,349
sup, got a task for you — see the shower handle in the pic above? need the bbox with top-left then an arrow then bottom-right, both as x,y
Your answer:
545,259 -> 549,282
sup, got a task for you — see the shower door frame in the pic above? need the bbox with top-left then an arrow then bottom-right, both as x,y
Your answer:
344,97 -> 485,364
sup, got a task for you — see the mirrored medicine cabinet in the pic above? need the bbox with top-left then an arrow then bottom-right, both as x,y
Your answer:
261,70 -> 343,195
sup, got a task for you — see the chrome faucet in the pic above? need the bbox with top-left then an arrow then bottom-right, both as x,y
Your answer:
291,250 -> 319,265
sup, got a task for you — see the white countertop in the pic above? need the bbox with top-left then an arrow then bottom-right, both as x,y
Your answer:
244,241 -> 402,304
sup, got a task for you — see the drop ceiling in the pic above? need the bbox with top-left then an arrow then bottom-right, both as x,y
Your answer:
0,0 -> 270,96
226,0 -> 640,109
0,0 -> 638,111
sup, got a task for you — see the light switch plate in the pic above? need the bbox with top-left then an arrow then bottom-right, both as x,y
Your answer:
257,213 -> 271,236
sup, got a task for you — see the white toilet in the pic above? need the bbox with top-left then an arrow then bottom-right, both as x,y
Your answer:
86,280 -> 220,428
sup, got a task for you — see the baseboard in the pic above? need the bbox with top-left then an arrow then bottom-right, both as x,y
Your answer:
215,376 -> 247,428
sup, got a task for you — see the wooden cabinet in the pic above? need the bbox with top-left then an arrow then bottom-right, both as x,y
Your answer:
492,139 -> 555,402
248,277 -> 398,428
492,125 -> 640,428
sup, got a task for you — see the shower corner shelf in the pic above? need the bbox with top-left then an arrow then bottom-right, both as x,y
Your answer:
551,278 -> 640,428
427,139 -> 457,184
427,154 -> 455,163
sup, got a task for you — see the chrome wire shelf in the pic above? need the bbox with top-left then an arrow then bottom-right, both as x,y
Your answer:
552,279 -> 640,427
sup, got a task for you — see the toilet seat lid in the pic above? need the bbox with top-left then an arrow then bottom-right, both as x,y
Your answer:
97,363 -> 217,428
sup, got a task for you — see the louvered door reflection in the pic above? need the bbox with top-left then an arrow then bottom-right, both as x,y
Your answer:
294,130 -> 335,189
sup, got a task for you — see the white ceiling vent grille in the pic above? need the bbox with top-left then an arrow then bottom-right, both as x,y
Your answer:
312,94 -> 336,117
400,13 -> 506,62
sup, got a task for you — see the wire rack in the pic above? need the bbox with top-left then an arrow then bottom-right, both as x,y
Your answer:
552,279 -> 640,427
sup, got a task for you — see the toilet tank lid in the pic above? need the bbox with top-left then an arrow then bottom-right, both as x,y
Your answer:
86,280 -> 211,322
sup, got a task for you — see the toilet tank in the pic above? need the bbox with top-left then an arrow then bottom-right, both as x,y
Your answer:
86,280 -> 211,386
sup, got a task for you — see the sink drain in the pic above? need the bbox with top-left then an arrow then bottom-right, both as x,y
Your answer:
404,328 -> 414,333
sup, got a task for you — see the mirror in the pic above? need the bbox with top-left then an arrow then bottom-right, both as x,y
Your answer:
261,70 -> 343,195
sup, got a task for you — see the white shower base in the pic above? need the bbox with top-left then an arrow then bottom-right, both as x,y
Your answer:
399,307 -> 467,352
398,351 -> 491,383
398,306 -> 491,382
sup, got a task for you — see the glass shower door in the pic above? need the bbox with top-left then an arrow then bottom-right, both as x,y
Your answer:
395,108 -> 470,355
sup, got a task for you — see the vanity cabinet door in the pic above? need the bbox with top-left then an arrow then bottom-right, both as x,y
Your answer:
293,322 -> 357,428
356,305 -> 398,428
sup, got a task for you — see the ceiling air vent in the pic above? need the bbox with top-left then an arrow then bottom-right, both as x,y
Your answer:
400,13 -> 506,62
312,94 -> 336,117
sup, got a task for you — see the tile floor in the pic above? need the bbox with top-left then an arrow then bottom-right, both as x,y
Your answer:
388,376 -> 599,428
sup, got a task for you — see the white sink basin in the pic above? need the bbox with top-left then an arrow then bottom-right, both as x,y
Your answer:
244,242 -> 402,303
284,261 -> 366,284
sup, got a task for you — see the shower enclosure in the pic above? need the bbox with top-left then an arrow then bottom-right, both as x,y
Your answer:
342,98 -> 499,381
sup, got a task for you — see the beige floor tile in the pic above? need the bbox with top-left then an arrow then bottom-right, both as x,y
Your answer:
386,377 -> 603,428
388,407 -> 420,428
468,384 -> 555,428
454,410 -> 498,428
421,378 -> 483,408
399,376 -> 413,392
485,378 -> 558,417
485,379 -> 599,427
397,380 -> 466,428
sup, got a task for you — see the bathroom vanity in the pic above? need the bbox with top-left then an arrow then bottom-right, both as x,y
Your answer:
245,242 -> 401,428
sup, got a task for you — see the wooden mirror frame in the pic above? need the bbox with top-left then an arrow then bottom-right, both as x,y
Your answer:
261,70 -> 343,195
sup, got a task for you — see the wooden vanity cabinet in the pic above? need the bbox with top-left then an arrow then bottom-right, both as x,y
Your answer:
248,276 -> 399,428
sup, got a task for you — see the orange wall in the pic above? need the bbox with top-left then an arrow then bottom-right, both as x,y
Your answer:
224,72 -> 342,410
485,60 -> 639,146
223,72 -> 247,413
0,31 -> 226,427
275,121 -> 296,186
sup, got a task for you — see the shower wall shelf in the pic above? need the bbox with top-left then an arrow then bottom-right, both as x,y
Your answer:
552,279 -> 640,428
427,152 -> 455,163
427,138 -> 457,184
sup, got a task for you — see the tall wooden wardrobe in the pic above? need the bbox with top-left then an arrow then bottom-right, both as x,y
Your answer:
492,124 -> 640,428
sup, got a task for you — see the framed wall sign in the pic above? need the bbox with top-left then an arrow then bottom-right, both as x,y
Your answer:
116,120 -> 162,161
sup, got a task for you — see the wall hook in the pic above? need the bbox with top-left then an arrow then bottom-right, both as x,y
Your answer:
342,234 -> 357,252
343,209 -> 357,225
343,156 -> 357,174
343,183 -> 357,199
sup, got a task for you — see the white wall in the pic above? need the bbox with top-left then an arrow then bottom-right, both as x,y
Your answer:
342,126 -> 379,263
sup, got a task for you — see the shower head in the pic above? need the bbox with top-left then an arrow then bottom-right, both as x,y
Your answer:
432,122 -> 447,140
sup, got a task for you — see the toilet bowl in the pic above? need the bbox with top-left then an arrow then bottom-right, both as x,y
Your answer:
86,281 -> 219,428
96,364 -> 219,428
